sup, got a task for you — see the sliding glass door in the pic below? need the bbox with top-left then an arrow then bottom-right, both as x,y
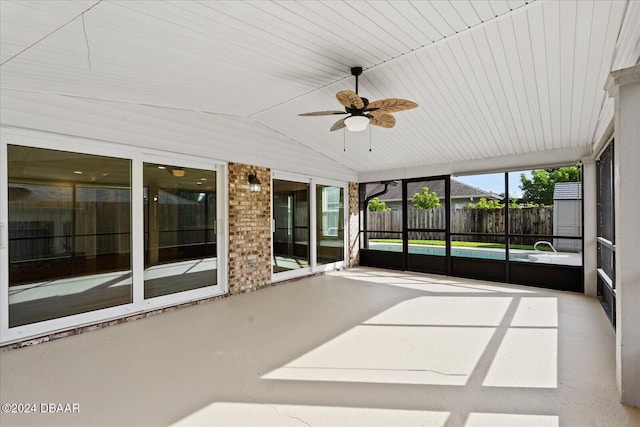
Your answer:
272,179 -> 310,273
316,184 -> 344,266
1,136 -> 226,345
272,175 -> 346,280
143,163 -> 217,299
6,145 -> 133,327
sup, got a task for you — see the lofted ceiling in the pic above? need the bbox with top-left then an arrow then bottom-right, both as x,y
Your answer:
1,0 -> 639,182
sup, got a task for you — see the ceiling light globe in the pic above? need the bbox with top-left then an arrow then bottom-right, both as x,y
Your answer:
170,168 -> 185,177
344,115 -> 370,132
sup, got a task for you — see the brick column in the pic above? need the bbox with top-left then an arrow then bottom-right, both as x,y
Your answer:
228,163 -> 272,294
348,182 -> 360,267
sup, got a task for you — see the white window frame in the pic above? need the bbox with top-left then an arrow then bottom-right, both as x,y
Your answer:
313,178 -> 348,273
0,128 -> 228,345
138,153 -> 227,311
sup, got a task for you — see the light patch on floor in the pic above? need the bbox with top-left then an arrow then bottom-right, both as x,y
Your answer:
171,402 -> 450,427
363,296 -> 512,326
465,412 -> 559,426
263,325 -> 494,385
511,297 -> 558,327
483,328 -> 558,388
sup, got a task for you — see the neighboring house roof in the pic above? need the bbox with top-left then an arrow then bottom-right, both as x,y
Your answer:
365,179 -> 499,202
553,182 -> 582,200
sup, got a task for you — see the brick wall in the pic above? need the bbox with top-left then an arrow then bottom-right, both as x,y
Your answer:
348,182 -> 360,267
228,163 -> 272,294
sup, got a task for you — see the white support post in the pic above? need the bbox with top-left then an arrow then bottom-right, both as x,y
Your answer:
606,64 -> 640,407
581,157 -> 597,297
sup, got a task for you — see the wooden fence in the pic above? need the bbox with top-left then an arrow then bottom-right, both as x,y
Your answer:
367,207 -> 553,243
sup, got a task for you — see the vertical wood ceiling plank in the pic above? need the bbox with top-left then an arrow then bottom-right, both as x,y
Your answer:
439,40 -> 504,157
558,0 -> 578,148
513,6 -> 547,151
456,32 -> 514,155
485,19 -> 532,153
569,2 -> 595,147
414,50 -> 478,161
502,13 -> 540,152
576,0 -> 613,146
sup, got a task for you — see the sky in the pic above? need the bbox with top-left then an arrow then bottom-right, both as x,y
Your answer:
454,170 -> 533,198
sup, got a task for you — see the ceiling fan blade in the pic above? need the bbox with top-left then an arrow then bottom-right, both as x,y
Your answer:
365,98 -> 418,115
330,117 -> 347,132
336,90 -> 364,109
370,114 -> 396,129
298,110 -> 347,116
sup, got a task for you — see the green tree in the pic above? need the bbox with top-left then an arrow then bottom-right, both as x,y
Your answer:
466,197 -> 521,209
467,197 -> 504,209
412,186 -> 440,209
520,166 -> 580,206
368,197 -> 390,212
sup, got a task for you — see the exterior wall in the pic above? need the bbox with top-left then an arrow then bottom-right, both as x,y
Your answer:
553,199 -> 582,251
348,182 -> 360,267
228,163 -> 272,294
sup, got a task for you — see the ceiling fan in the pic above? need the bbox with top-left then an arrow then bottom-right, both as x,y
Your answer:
298,66 -> 418,132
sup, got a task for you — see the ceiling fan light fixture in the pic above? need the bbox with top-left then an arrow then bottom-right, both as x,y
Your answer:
344,115 -> 369,132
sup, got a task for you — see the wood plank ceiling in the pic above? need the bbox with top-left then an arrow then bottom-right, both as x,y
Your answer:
1,1 -> 638,181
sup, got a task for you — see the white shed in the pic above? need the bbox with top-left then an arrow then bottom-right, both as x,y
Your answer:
553,182 -> 582,251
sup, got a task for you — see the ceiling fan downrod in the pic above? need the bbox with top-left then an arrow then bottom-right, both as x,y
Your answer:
351,66 -> 363,94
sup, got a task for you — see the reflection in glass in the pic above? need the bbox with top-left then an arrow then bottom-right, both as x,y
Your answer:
273,180 -> 310,272
143,163 -> 216,298
316,185 -> 344,265
8,145 -> 132,327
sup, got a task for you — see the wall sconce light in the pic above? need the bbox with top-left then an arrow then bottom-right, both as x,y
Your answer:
248,174 -> 261,193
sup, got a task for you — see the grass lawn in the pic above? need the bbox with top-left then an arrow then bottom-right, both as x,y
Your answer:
369,239 -> 555,252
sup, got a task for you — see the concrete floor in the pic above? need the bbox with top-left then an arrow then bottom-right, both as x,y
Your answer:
1,267 -> 638,426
